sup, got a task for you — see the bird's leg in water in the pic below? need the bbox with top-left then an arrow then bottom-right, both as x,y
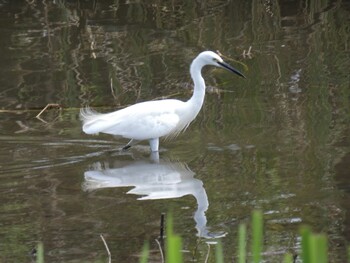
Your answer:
149,138 -> 159,152
150,151 -> 160,163
122,139 -> 139,150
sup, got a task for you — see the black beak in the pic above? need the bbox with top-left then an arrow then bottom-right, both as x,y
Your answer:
218,61 -> 246,79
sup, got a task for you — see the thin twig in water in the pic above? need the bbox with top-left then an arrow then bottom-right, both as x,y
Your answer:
100,234 -> 111,263
36,103 -> 61,118
15,121 -> 32,133
35,103 -> 62,123
110,78 -> 118,100
0,109 -> 33,113
155,239 -> 164,263
242,46 -> 253,59
204,243 -> 211,263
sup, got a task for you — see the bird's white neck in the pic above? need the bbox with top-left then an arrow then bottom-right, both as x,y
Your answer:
187,58 -> 206,116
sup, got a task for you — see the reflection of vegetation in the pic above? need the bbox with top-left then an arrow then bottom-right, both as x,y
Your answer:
0,222 -> 34,262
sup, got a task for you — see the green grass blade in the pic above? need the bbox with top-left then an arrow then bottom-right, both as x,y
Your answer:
167,235 -> 182,263
301,226 -> 311,263
318,234 -> 328,263
215,241 -> 224,263
301,226 -> 328,263
310,234 -> 318,263
36,242 -> 44,263
166,213 -> 182,263
252,210 -> 263,263
283,253 -> 293,263
238,223 -> 246,263
310,234 -> 327,263
139,241 -> 150,263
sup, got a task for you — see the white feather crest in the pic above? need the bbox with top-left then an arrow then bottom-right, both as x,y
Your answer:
80,107 -> 102,124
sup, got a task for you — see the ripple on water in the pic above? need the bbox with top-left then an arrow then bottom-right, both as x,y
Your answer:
0,137 -> 115,176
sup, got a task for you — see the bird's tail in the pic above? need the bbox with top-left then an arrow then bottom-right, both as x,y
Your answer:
80,107 -> 104,134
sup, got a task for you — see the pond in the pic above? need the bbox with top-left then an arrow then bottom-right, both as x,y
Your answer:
0,0 -> 349,262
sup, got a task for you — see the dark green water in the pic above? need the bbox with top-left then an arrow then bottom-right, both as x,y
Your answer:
0,0 -> 349,262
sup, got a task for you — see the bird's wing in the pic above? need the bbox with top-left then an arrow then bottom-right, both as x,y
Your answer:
80,100 -> 183,140
104,111 -> 181,140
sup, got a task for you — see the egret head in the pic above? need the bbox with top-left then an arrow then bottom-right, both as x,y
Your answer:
196,51 -> 246,79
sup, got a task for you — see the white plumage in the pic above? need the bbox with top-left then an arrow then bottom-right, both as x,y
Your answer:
80,51 -> 245,152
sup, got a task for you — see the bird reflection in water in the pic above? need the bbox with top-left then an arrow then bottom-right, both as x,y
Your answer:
82,154 -> 226,239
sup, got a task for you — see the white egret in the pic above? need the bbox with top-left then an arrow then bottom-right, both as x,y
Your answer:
80,51 -> 245,152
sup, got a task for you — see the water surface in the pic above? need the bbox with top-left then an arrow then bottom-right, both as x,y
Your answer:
0,0 -> 349,262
